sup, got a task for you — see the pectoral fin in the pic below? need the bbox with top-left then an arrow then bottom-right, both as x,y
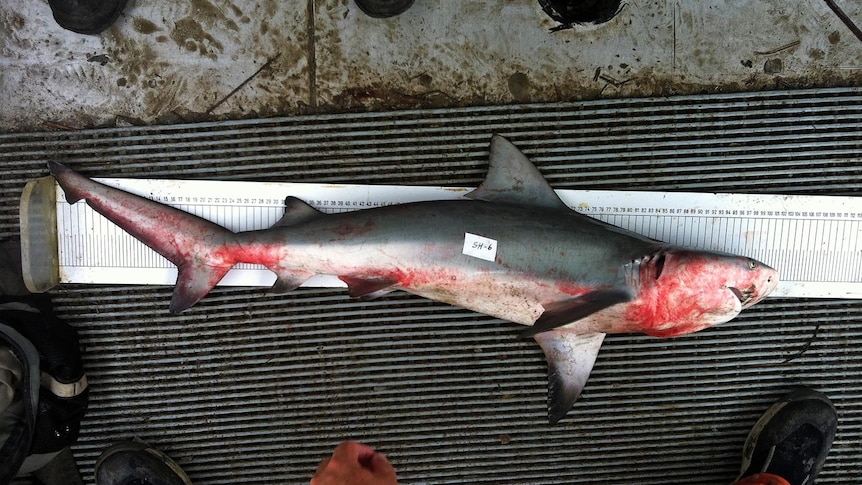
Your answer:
339,276 -> 399,300
534,331 -> 606,424
522,288 -> 633,338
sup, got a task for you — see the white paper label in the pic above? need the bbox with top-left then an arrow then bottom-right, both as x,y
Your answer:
462,233 -> 497,262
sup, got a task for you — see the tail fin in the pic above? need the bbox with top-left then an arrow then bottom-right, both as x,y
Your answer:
49,162 -> 238,313
48,162 -> 87,203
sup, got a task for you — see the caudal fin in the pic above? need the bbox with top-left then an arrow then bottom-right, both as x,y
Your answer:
48,162 -> 87,203
49,162 -> 239,313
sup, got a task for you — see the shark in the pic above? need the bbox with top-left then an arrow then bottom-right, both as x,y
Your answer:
48,135 -> 778,423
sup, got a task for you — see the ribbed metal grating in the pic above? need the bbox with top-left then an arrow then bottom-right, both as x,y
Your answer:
3,87 -> 861,484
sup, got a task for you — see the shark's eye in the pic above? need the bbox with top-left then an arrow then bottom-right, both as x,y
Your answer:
748,260 -> 758,269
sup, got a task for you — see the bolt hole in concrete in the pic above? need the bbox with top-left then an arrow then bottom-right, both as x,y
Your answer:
538,0 -> 623,31
764,58 -> 784,74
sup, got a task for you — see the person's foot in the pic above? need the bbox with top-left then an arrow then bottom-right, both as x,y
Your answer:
95,441 -> 192,485
0,241 -> 29,297
0,323 -> 40,484
0,240 -> 88,482
538,0 -> 623,31
736,387 -> 838,485
46,0 -> 130,34
354,0 -> 414,18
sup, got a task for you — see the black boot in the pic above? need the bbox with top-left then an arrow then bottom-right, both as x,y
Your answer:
46,0 -> 130,34
0,240 -> 89,483
538,0 -> 623,31
95,441 -> 192,485
0,321 -> 40,484
736,387 -> 838,485
354,0 -> 414,18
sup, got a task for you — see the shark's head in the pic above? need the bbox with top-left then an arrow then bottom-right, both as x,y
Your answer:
624,248 -> 778,337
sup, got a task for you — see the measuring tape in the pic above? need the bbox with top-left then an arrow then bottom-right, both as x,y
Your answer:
22,177 -> 861,299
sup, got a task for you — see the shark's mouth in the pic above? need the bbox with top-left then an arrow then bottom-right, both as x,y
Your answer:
729,286 -> 755,308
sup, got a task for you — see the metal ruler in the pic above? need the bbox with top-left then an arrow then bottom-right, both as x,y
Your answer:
22,177 -> 862,298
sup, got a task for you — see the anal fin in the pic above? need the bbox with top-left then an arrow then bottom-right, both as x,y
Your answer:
339,276 -> 398,300
271,270 -> 314,293
521,288 -> 633,338
534,331 -> 606,424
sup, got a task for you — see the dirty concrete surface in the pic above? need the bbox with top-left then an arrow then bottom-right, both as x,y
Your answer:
1,0 -> 861,131
1,1 -> 862,484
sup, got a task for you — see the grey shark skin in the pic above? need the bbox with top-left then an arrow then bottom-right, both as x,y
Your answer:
48,136 -> 778,423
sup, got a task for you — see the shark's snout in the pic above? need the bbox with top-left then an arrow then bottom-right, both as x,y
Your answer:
732,268 -> 779,309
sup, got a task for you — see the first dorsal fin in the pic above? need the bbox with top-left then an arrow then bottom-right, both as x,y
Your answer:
466,135 -> 568,210
274,197 -> 324,227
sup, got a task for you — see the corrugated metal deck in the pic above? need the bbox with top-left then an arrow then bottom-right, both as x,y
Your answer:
2,87 -> 861,483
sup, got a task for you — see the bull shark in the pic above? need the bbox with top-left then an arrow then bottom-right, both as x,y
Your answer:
48,135 -> 778,423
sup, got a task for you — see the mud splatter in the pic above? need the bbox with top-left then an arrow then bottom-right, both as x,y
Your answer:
190,0 -> 239,31
4,11 -> 25,30
133,17 -> 161,34
143,75 -> 188,117
263,0 -> 278,18
808,48 -> 825,60
103,28 -> 174,94
171,17 -> 223,60
87,54 -> 111,65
